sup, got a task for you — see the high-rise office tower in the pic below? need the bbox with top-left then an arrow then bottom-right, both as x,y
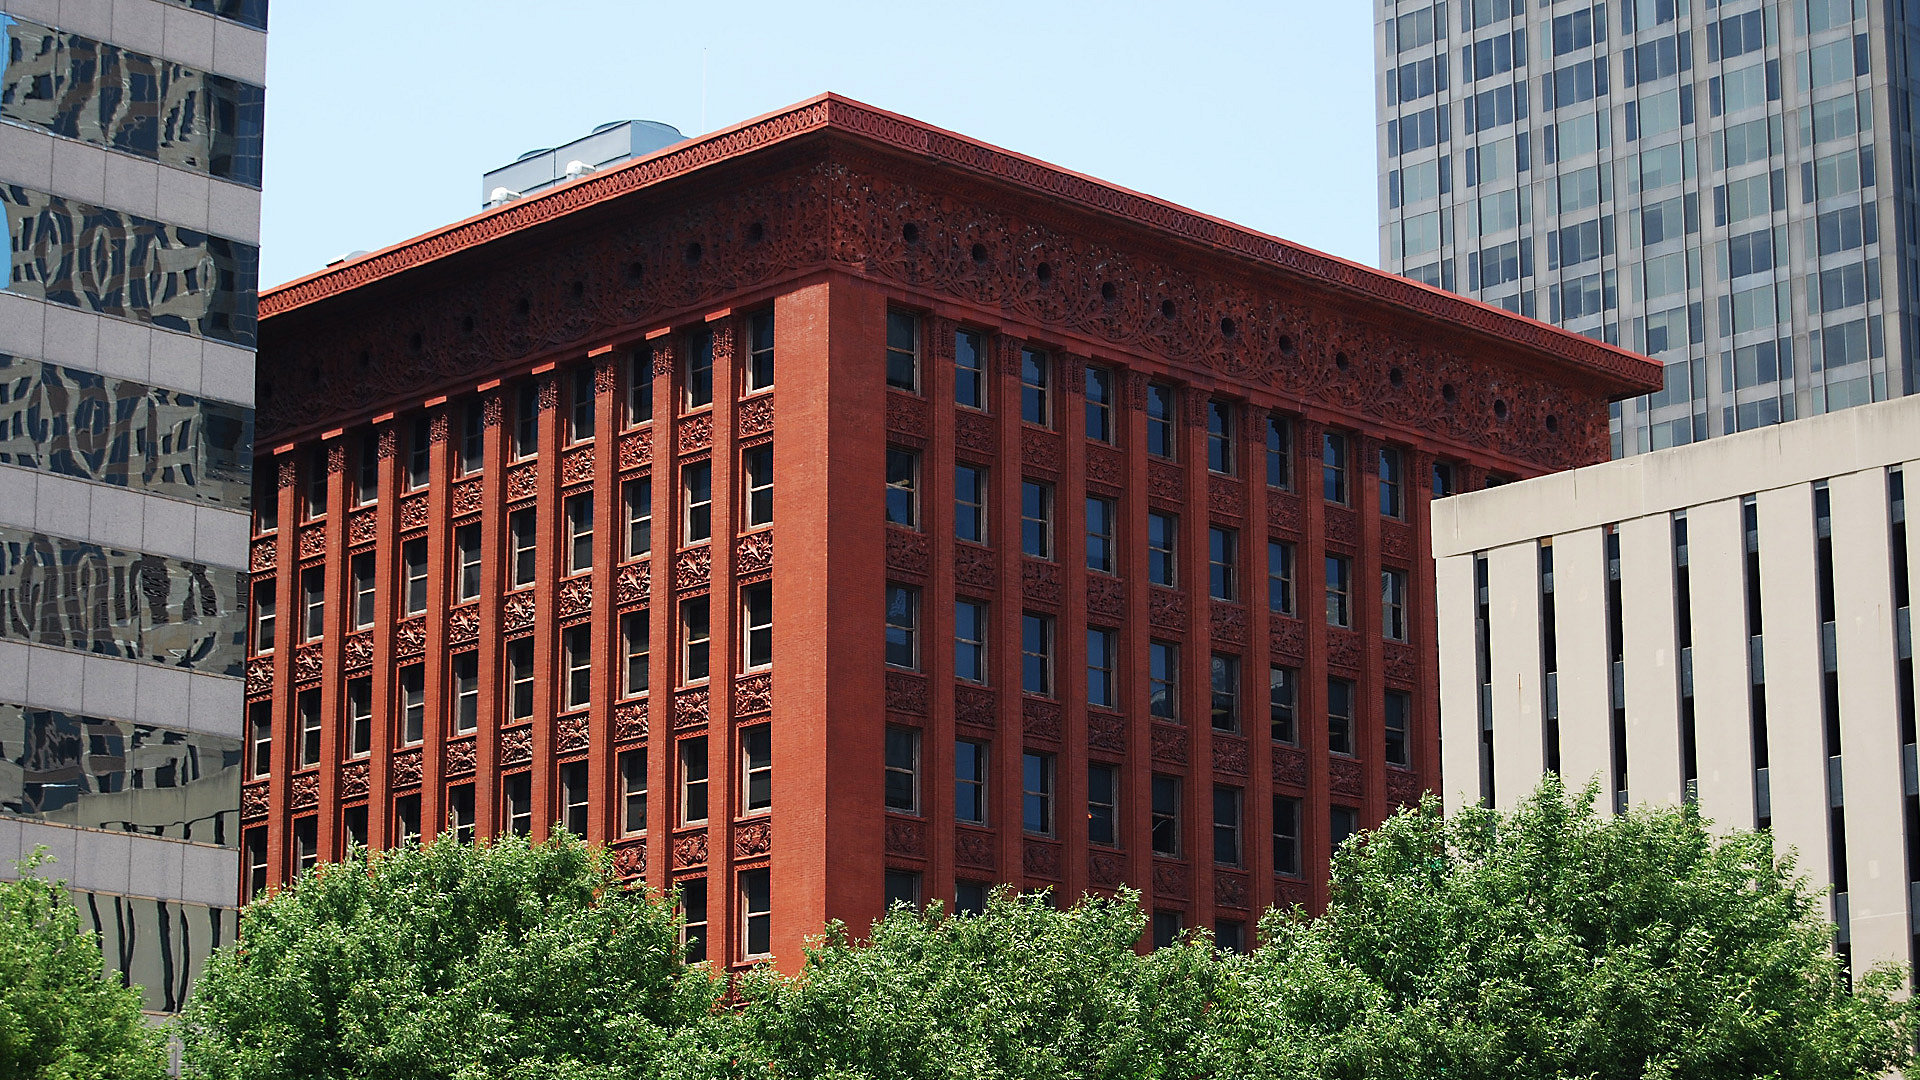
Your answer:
1376,0 -> 1915,457
0,0 -> 265,1014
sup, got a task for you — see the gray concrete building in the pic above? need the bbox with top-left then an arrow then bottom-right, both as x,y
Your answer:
1432,393 -> 1918,982
0,0 -> 264,1014
1376,0 -> 1917,457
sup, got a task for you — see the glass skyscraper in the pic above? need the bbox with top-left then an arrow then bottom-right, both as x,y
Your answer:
1376,0 -> 1916,456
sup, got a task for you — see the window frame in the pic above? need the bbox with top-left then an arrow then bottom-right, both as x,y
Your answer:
681,596 -> 711,685
955,598 -> 989,684
741,724 -> 772,815
1022,751 -> 1055,836
346,675 -> 373,758
1322,430 -> 1350,505
568,365 -> 596,445
742,582 -> 773,670
1085,365 -> 1114,443
1088,762 -> 1120,847
743,444 -> 774,527
398,663 -> 426,746
746,309 -> 775,393
885,447 -> 920,529
1210,653 -> 1240,732
454,523 -> 482,603
300,567 -> 325,642
1326,554 -> 1353,628
1149,640 -> 1180,721
886,310 -> 921,392
1086,626 -> 1117,709
679,736 -> 710,826
296,688 -> 322,767
562,625 -> 593,712
564,492 -> 594,575
1020,346 -> 1051,427
682,461 -> 713,544
620,747 -> 648,836
885,725 -> 921,815
1268,540 -> 1296,616
1021,479 -> 1054,559
1273,794 -> 1302,876
1379,446 -> 1405,518
886,584 -> 920,671
954,463 -> 988,544
621,610 -> 650,698
451,651 -> 479,733
1385,689 -> 1412,767
955,327 -> 986,410
506,638 -> 535,721
1213,785 -> 1243,867
508,509 -> 537,589
1206,399 -> 1236,475
740,868 -> 772,960
401,538 -> 429,615
685,328 -> 715,409
1086,495 -> 1116,574
955,738 -> 989,825
1208,525 -> 1238,600
512,383 -> 540,461
1146,383 -> 1177,459
1328,676 -> 1356,756
1266,414 -> 1292,490
623,476 -> 652,559
251,580 -> 276,654
1021,612 -> 1054,697
1150,774 -> 1181,856
1147,511 -> 1178,587
1270,665 -> 1298,745
1383,568 -> 1410,641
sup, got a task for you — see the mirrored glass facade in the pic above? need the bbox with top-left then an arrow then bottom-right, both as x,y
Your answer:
155,0 -> 267,30
0,353 -> 253,507
1375,0 -> 1918,456
0,18 -> 266,186
0,523 -> 246,675
1,185 -> 260,346
75,890 -> 236,1013
1,705 -> 240,843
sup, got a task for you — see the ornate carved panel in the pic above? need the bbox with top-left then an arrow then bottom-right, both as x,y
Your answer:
954,544 -> 996,592
451,478 -> 483,518
738,394 -> 774,438
1272,744 -> 1308,789
1324,504 -> 1359,549
1150,723 -> 1188,766
444,739 -> 476,777
339,761 -> 370,799
1207,475 -> 1243,519
1387,767 -> 1425,808
502,592 -> 536,634
337,631 -> 372,671
1021,559 -> 1060,607
613,701 -> 648,743
676,414 -> 712,454
560,445 -> 594,488
250,537 -> 275,573
675,546 -> 711,592
736,531 -> 773,577
289,771 -> 318,810
1381,520 -> 1414,562
1384,642 -> 1417,685
555,713 -> 589,755
1151,861 -> 1189,900
1147,587 -> 1184,631
447,605 -> 479,646
1270,616 -> 1304,663
954,411 -> 997,457
885,528 -> 930,577
955,827 -> 996,869
499,726 -> 533,766
1086,574 -> 1124,621
1022,840 -> 1060,879
394,615 -> 426,657
886,392 -> 929,441
347,509 -> 377,547
735,818 -> 772,859
1085,445 -> 1124,491
1267,492 -> 1301,536
292,643 -> 323,685
1212,735 -> 1248,776
398,494 -> 429,533
885,671 -> 927,716
734,672 -> 772,715
1089,850 -> 1126,888
673,688 -> 709,730
1020,429 -> 1061,474
1146,459 -> 1183,505
245,656 -> 272,697
672,830 -> 709,869
1276,878 -> 1310,909
1087,711 -> 1126,755
390,748 -> 424,789
557,576 -> 594,619
296,526 -> 324,562
1327,630 -> 1362,673
1021,698 -> 1061,743
618,430 -> 651,471
1329,756 -> 1364,799
612,841 -> 646,880
1214,870 -> 1249,911
1210,601 -> 1246,645
240,782 -> 268,821
955,684 -> 996,730
506,463 -> 538,503
885,816 -> 926,858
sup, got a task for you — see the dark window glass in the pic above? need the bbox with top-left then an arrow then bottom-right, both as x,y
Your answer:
1270,666 -> 1297,744
955,328 -> 985,409
1086,497 -> 1116,573
1085,366 -> 1113,442
1022,752 -> 1054,835
1147,511 -> 1177,587
1150,775 -> 1181,855
886,449 -> 919,528
686,329 -> 714,408
955,600 -> 988,684
1273,795 -> 1301,875
886,311 -> 919,391
1022,613 -> 1053,696
1210,654 -> 1239,732
1206,400 -> 1235,474
1021,480 -> 1053,558
747,310 -> 775,392
1386,690 -> 1412,766
1088,763 -> 1119,846
956,739 -> 989,824
1212,786 -> 1242,866
886,585 -> 919,669
1323,432 -> 1349,504
1020,348 -> 1050,426
1150,640 -> 1179,721
1146,384 -> 1176,458
885,727 -> 920,813
1328,677 -> 1355,755
955,463 -> 988,543
1266,415 -> 1292,489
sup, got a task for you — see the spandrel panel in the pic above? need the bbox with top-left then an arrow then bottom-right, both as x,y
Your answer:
0,353 -> 253,508
1,705 -> 241,844
154,0 -> 269,31
0,524 -> 246,675
1,185 -> 259,347
75,891 -> 235,1013
0,19 -> 265,187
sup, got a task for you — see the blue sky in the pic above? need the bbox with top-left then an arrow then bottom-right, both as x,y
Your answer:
260,1 -> 1379,288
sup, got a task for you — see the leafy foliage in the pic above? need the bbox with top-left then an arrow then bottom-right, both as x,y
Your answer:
0,850 -> 168,1080
180,830 -> 719,1080
1217,776 -> 1917,1080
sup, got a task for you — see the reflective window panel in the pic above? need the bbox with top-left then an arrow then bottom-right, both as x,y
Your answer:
74,890 -> 236,1013
0,19 -> 265,186
0,353 -> 253,507
1,704 -> 241,844
155,0 -> 269,30
0,186 -> 260,347
0,523 -> 247,675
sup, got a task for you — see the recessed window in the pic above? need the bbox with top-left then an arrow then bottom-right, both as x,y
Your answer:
626,349 -> 654,427
955,327 -> 985,409
1150,774 -> 1181,856
743,583 -> 773,669
346,676 -> 372,757
624,477 -> 652,558
563,625 -> 593,711
1270,665 -> 1297,745
1020,347 -> 1050,426
1383,568 -> 1410,641
955,739 -> 989,824
744,445 -> 774,527
1210,654 -> 1239,732
741,725 -> 772,814
1152,910 -> 1182,949
247,701 -> 272,778
451,652 -> 479,733
559,762 -> 589,837
1216,920 -> 1246,955
296,688 -> 321,767
1086,627 -> 1117,709
506,638 -> 535,721
1273,795 -> 1301,876
1386,690 -> 1412,767
398,664 -> 426,746
1146,383 -> 1176,459
1268,540 -> 1296,616
886,448 -> 919,528
504,773 -> 532,837
350,553 -> 376,629
740,868 -> 772,959
685,328 -> 714,409
1213,786 -> 1242,867
342,806 -> 368,853
1432,461 -> 1455,499
406,416 -> 431,491
1327,555 -> 1353,628
294,816 -> 318,872
1322,431 -> 1349,505
1088,763 -> 1119,847
564,494 -> 594,575
454,524 -> 482,603
747,309 -> 774,392
1331,805 -> 1360,850
1147,511 -> 1177,587
301,445 -> 328,522
955,599 -> 988,684
354,430 -> 380,506
301,568 -> 326,641
886,584 -> 919,670
885,869 -> 921,909
621,610 -> 650,697
509,509 -> 537,589
1328,677 -> 1355,755
1266,414 -> 1292,490
886,310 -> 920,391
1021,613 -> 1053,697
1206,400 -> 1235,474
683,462 -> 712,543
251,581 -> 276,654
393,794 -> 422,847
1021,480 -> 1054,559
885,726 -> 921,813
459,400 -> 486,476
569,365 -> 596,444
1085,366 -> 1113,443
1086,496 -> 1116,574
1150,640 -> 1179,721
1379,446 -> 1405,518
679,736 -> 709,825
1022,751 -> 1054,835
513,383 -> 540,460
1208,526 -> 1237,601
620,748 -> 648,835
955,463 -> 988,543
679,877 -> 708,963
402,539 -> 429,615
681,597 -> 711,684
956,880 -> 988,915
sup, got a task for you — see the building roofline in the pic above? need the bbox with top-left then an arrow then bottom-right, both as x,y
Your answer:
262,92 -> 1661,393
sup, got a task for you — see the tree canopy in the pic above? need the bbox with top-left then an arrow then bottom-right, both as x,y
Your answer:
0,851 -> 168,1080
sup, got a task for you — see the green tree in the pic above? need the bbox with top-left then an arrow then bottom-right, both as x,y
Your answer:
1216,775 -> 1916,1080
180,830 -> 719,1080
683,888 -> 1230,1080
0,850 -> 169,1080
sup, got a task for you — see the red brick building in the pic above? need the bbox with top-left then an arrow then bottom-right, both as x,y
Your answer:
241,95 -> 1660,970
